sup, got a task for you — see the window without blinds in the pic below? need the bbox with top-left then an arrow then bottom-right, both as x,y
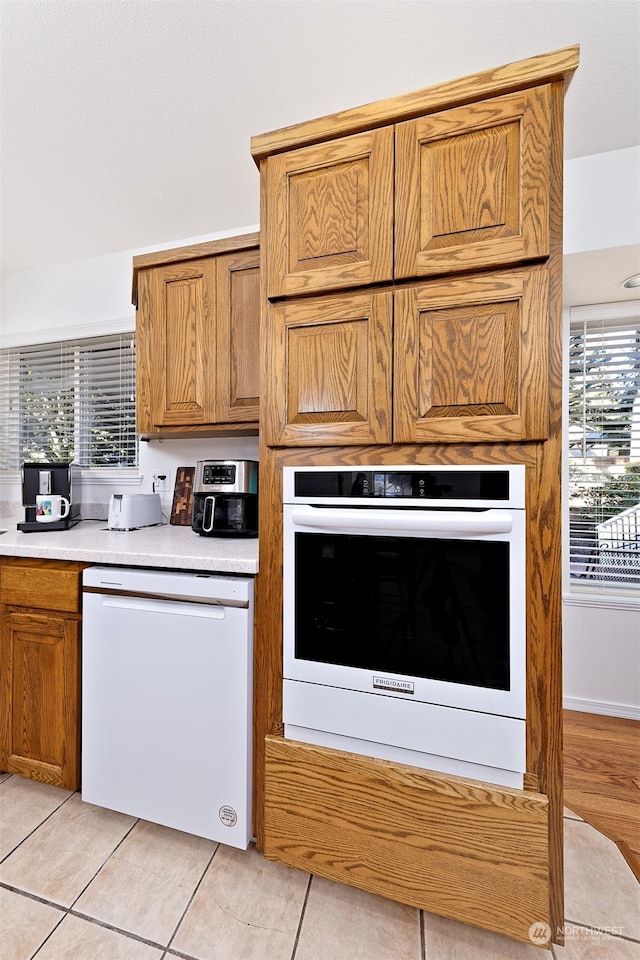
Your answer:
568,305 -> 640,588
0,333 -> 137,472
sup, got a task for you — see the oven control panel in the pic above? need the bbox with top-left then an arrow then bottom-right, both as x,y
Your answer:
291,469 -> 510,501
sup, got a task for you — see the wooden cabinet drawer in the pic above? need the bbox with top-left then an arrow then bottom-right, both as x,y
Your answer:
0,558 -> 83,613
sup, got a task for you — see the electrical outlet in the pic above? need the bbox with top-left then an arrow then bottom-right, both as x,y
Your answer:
153,473 -> 169,493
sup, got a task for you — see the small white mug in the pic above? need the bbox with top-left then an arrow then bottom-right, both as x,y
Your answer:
35,494 -> 71,523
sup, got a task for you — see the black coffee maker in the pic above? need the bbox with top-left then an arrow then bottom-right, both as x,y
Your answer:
191,460 -> 258,538
18,462 -> 82,532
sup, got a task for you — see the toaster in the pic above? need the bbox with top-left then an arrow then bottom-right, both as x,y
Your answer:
108,493 -> 162,531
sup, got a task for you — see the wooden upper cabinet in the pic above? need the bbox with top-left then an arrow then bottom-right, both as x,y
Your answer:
214,249 -> 261,424
266,264 -> 549,447
259,85 -> 553,299
142,258 -> 217,428
393,266 -> 550,443
134,235 -> 260,436
264,290 -> 393,446
394,86 -> 552,279
264,128 -> 394,299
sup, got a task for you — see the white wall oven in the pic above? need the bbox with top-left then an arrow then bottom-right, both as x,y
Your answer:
283,465 -> 527,788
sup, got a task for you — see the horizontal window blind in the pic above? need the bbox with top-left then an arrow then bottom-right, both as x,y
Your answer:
568,308 -> 640,588
0,333 -> 137,472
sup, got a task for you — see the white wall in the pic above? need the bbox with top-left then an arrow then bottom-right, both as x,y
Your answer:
563,597 -> 639,721
563,145 -> 640,255
0,223 -> 259,347
138,437 -> 259,524
561,150 -> 640,720
1,154 -> 639,718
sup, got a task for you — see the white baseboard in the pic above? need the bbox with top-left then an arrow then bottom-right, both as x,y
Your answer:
563,696 -> 640,721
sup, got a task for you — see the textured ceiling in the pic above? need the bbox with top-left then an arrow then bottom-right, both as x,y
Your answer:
1,0 -> 639,280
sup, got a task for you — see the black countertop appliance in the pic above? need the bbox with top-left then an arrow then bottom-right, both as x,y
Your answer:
191,460 -> 258,538
18,462 -> 82,532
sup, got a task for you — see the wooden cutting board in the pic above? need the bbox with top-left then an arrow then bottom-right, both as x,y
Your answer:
170,467 -> 195,525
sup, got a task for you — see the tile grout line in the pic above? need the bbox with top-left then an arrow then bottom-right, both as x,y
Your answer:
0,882 -> 191,960
0,783 -> 203,960
562,917 -> 640,945
66,907 -> 169,952
0,880 -> 68,911
0,778 -> 76,866
67,806 -> 140,911
163,841 -> 222,955
1,880 -> 204,960
290,872 -> 313,960
0,881 -> 174,960
27,904 -> 67,959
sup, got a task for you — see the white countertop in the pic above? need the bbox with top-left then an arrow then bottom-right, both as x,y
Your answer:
0,517 -> 258,575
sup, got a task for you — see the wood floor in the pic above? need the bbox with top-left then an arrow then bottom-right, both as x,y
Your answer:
563,709 -> 640,880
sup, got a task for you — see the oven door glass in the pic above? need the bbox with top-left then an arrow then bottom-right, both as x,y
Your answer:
294,531 -> 510,691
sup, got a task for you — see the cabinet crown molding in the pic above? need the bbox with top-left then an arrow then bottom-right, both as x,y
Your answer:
250,45 -> 579,164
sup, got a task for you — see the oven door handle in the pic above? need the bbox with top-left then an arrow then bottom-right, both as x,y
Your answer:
290,505 -> 514,535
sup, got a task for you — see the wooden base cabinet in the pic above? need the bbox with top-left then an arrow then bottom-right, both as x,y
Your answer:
133,233 -> 261,438
0,558 -> 84,790
264,735 -> 551,946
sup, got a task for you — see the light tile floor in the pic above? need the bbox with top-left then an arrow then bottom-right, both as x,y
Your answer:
1,772 -> 638,960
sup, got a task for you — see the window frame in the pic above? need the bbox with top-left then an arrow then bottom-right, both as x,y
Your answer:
564,300 -> 640,599
0,326 -> 139,479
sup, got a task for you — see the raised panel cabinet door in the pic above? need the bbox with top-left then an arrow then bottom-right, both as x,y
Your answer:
393,266 -> 550,443
265,127 -> 394,299
214,249 -> 261,423
0,609 -> 81,789
395,86 -> 552,279
265,290 -> 393,446
142,259 -> 217,427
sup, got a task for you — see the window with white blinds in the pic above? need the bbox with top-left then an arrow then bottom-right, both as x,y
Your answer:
568,304 -> 640,589
0,332 -> 137,472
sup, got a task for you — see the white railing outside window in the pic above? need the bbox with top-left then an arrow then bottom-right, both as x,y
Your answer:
568,302 -> 640,590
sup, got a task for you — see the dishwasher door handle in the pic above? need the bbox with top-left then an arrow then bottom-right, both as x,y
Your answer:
98,595 -> 227,619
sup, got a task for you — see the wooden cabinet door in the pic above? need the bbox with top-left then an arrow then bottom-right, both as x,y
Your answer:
393,266 -> 550,443
0,609 -> 81,789
265,290 -> 393,446
265,128 -> 394,298
395,86 -> 552,279
214,248 -> 261,423
137,258 -> 217,428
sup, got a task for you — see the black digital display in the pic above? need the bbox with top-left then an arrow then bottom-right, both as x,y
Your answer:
293,470 -> 509,501
203,464 -> 236,485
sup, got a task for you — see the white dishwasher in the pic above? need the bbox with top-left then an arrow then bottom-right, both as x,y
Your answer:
81,566 -> 253,849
